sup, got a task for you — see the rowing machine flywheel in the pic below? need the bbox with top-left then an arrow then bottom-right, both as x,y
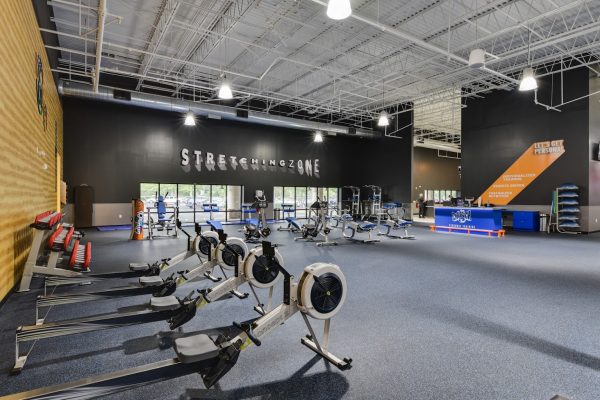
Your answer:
197,231 -> 219,256
217,237 -> 248,270
298,263 -> 347,320
244,246 -> 283,289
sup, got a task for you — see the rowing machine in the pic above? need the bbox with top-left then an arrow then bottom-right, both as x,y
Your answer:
3,261 -> 350,399
33,231 -> 222,324
12,232 -> 249,373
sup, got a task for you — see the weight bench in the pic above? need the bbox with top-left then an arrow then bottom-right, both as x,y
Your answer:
342,215 -> 380,243
207,220 -> 223,231
378,219 -> 415,239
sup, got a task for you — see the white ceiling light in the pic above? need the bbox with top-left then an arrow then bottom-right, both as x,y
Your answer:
377,111 -> 390,127
519,67 -> 538,91
468,49 -> 485,69
184,111 -> 196,126
326,0 -> 352,20
217,76 -> 233,99
314,131 -> 324,142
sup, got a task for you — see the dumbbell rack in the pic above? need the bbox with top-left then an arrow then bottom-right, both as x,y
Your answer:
549,184 -> 581,234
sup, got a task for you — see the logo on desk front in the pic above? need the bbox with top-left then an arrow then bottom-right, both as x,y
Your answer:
452,209 -> 472,224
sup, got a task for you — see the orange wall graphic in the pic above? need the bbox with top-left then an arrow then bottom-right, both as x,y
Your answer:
478,140 -> 565,205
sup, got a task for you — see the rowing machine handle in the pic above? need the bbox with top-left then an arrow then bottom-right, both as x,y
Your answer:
233,321 -> 261,346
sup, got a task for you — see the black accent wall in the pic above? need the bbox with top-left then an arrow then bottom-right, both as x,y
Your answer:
462,67 -> 590,205
63,98 -> 412,203
412,147 -> 461,200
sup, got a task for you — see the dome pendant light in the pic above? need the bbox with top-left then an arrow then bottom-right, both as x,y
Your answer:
217,75 -> 233,99
326,0 -> 352,20
314,131 -> 324,142
519,30 -> 537,92
377,111 -> 390,127
184,111 -> 196,126
518,67 -> 538,91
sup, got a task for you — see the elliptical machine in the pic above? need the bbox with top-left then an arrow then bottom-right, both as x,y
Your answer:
242,190 -> 271,243
295,198 -> 337,246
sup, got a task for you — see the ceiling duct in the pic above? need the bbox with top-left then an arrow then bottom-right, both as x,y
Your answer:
58,81 -> 375,138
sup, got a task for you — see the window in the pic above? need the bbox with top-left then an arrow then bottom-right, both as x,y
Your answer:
178,184 -> 195,223
227,185 -> 242,221
295,187 -> 306,218
327,187 -> 339,210
273,186 -> 284,210
273,186 -> 340,219
140,183 -> 158,207
159,184 -> 177,205
194,185 -> 211,222
211,185 -> 227,221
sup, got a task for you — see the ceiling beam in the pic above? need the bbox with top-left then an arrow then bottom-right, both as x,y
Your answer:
135,0 -> 180,90
93,0 -> 107,92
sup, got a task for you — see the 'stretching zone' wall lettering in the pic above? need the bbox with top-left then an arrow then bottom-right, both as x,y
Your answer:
180,148 -> 320,178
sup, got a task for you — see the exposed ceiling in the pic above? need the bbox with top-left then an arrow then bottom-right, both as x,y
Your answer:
44,0 -> 600,146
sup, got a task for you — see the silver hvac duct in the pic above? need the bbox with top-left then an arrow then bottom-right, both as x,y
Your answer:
58,80 -> 375,138
414,138 -> 462,153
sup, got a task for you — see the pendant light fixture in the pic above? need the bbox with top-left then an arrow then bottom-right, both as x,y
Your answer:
519,67 -> 537,91
184,111 -> 196,126
217,75 -> 233,99
519,29 -> 538,91
314,131 -> 324,142
377,111 -> 390,127
326,0 -> 352,20
377,79 -> 390,127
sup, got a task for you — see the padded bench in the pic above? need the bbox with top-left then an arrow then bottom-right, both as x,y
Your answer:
207,220 -> 223,231
285,217 -> 301,230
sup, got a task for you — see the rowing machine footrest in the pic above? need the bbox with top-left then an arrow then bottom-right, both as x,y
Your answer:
201,338 -> 241,388
168,299 -> 198,330
174,334 -> 220,363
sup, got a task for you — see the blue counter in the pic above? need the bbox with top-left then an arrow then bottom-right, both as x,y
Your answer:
434,207 -> 504,236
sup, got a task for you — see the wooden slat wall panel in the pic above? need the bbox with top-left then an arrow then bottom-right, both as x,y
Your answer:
0,1 -> 63,301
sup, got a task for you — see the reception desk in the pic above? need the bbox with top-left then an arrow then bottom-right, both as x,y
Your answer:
433,207 -> 505,237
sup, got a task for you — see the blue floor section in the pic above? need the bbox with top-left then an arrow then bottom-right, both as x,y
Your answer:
1,224 -> 599,399
97,225 -> 132,231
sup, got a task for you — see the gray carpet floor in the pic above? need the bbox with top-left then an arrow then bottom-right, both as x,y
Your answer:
1,224 -> 599,400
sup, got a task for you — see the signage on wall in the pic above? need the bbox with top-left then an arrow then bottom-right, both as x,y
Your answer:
478,139 -> 565,205
180,148 -> 320,178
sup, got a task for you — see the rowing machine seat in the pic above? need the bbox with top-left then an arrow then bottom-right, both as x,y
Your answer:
175,334 -> 220,363
149,295 -> 181,311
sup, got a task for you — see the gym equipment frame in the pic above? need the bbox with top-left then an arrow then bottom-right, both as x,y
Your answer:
11,231 -> 244,373
3,261 -> 351,399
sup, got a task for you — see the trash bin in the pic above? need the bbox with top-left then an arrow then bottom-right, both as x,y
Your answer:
274,208 -> 281,221
539,213 -> 549,232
